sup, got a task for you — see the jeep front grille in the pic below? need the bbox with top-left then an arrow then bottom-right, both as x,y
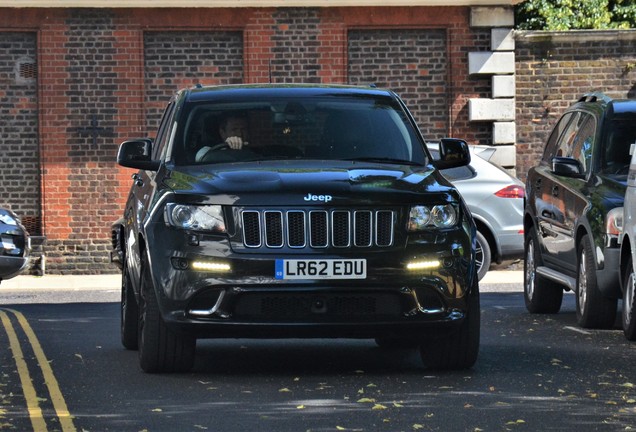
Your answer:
241,209 -> 395,249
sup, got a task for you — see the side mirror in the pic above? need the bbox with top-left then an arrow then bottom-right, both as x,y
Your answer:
552,157 -> 585,178
433,138 -> 471,170
117,139 -> 160,171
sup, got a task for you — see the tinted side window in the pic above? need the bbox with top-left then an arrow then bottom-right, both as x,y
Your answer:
570,113 -> 595,175
600,116 -> 636,176
542,112 -> 573,163
554,111 -> 584,159
152,101 -> 176,160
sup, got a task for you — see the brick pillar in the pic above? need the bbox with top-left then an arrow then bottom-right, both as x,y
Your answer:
317,18 -> 347,83
244,9 -> 276,83
39,20 -> 73,240
111,24 -> 145,212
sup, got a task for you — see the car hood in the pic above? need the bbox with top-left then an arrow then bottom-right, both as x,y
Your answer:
163,160 -> 457,206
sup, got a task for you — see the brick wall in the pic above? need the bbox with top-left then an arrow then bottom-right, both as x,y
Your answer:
349,28 -> 449,138
144,31 -> 244,131
515,30 -> 636,182
0,6 -> 498,274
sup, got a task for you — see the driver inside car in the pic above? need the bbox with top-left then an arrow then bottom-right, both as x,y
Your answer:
196,113 -> 249,162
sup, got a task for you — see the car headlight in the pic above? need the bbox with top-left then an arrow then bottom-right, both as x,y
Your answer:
408,204 -> 458,231
165,204 -> 226,233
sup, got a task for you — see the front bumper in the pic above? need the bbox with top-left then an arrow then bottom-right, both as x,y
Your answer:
496,229 -> 524,261
144,225 -> 476,339
0,255 -> 30,281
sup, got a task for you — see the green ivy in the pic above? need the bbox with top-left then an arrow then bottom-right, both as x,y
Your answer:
516,0 -> 636,30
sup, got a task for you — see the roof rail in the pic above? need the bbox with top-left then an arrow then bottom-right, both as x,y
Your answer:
578,92 -> 612,104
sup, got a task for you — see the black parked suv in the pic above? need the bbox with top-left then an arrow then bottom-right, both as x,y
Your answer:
111,84 -> 479,373
524,92 -> 636,328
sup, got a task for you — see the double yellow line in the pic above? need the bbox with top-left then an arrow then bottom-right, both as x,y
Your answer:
0,308 -> 77,432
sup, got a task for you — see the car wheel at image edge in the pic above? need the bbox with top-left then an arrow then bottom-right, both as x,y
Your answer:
138,254 -> 196,373
475,229 -> 491,281
622,256 -> 636,340
524,227 -> 563,314
419,279 -> 480,370
576,234 -> 617,329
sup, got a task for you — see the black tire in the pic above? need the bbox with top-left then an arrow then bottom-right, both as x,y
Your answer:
576,234 -> 617,329
138,256 -> 196,373
419,281 -> 480,370
622,256 -> 636,340
475,230 -> 491,282
121,259 -> 139,350
524,228 -> 563,314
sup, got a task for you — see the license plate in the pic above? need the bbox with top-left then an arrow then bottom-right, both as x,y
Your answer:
275,259 -> 367,280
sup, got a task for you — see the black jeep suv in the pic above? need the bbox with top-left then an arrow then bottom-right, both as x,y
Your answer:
524,92 -> 636,328
111,84 -> 479,373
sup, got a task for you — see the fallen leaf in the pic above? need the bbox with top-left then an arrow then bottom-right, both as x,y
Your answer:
622,383 -> 635,388
336,426 -> 346,431
505,420 -> 525,425
413,425 -> 424,430
464,403 -> 473,409
151,408 -> 162,412
393,402 -> 404,408
372,404 -> 387,410
279,388 -> 291,393
296,405 -> 305,409
357,398 -> 376,403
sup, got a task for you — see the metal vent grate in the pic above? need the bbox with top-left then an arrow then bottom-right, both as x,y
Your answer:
241,209 -> 395,249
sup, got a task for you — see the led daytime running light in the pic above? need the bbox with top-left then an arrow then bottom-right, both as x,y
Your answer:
191,261 -> 231,272
406,260 -> 441,270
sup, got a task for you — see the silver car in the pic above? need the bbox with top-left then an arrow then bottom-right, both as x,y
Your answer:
619,141 -> 636,341
428,144 -> 525,280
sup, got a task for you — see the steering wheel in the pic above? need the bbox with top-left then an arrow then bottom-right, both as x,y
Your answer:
209,142 -> 231,151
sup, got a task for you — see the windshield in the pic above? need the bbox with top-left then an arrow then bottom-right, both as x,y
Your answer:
171,95 -> 428,166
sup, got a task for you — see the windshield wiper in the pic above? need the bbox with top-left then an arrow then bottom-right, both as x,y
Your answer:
343,157 -> 424,166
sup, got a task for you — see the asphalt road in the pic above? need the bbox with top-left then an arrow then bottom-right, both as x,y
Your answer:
1,273 -> 636,432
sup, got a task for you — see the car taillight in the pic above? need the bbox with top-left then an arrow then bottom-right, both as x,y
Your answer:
494,185 -> 525,199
